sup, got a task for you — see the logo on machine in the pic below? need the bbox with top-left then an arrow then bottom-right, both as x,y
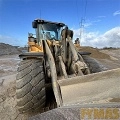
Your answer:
80,108 -> 120,119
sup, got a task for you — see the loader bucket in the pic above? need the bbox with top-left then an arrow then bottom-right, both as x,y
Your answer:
58,68 -> 120,106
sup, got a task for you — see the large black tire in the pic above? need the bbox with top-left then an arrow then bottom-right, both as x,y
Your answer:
82,55 -> 102,73
16,59 -> 46,113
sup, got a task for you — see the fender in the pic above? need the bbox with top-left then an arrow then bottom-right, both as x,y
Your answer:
19,52 -> 44,59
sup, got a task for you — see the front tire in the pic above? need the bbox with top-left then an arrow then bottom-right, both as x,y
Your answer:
16,59 -> 46,113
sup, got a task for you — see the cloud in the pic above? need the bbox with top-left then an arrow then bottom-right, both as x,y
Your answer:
0,35 -> 26,46
113,10 -> 120,16
97,16 -> 106,18
84,22 -> 92,27
92,20 -> 101,23
73,27 -> 120,48
82,20 -> 101,28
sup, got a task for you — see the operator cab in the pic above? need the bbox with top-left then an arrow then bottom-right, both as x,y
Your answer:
32,19 -> 65,43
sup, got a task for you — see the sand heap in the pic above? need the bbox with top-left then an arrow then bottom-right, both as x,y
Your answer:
78,46 -> 110,59
0,43 -> 21,55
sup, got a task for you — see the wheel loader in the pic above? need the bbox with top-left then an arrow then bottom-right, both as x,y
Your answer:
16,19 -> 120,119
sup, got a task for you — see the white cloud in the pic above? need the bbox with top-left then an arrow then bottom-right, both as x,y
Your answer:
73,27 -> 120,48
92,20 -> 101,23
0,35 -> 26,46
113,10 -> 120,16
97,16 -> 106,18
82,20 -> 101,28
84,22 -> 93,27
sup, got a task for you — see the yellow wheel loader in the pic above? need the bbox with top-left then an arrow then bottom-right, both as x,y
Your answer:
16,19 -> 120,118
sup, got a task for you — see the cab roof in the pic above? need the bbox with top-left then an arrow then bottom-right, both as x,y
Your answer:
34,19 -> 66,27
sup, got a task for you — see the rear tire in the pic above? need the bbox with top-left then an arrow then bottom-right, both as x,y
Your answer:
16,59 -> 46,113
82,55 -> 102,73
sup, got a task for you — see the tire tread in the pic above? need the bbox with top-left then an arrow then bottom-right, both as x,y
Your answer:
16,59 -> 46,113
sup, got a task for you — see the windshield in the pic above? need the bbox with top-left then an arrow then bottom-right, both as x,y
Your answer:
36,23 -> 62,41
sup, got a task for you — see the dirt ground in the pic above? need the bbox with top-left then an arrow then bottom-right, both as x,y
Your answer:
99,49 -> 120,69
0,55 -> 29,120
0,48 -> 120,120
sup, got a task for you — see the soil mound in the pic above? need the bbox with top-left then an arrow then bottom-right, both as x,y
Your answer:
78,46 -> 110,59
0,43 -> 22,55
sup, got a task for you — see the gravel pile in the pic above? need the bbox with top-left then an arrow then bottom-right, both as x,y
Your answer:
78,46 -> 110,59
0,43 -> 22,55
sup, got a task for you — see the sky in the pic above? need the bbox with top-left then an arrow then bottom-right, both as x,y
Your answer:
0,0 -> 120,48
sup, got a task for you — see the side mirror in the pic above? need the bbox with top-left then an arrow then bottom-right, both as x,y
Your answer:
32,21 -> 37,28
